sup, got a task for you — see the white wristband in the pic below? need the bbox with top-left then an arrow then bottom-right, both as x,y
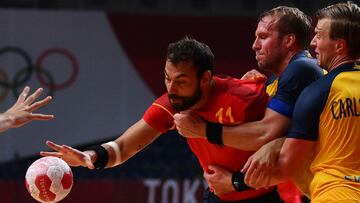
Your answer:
104,141 -> 122,167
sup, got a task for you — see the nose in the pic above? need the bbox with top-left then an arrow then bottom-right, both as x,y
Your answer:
252,37 -> 260,51
166,81 -> 177,94
310,36 -> 317,49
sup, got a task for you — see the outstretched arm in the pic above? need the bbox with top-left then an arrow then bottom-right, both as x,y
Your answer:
41,119 -> 162,169
0,86 -> 53,133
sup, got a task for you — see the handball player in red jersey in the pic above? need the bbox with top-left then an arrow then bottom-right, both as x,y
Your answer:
41,37 -> 285,202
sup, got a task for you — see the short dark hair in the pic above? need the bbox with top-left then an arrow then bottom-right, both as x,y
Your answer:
259,6 -> 312,49
166,37 -> 214,78
315,1 -> 360,59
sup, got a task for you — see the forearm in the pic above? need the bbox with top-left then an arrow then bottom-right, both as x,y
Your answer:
88,119 -> 161,169
264,138 -> 316,187
242,137 -> 291,189
265,154 -> 297,186
222,109 -> 290,151
222,121 -> 268,150
0,113 -> 14,133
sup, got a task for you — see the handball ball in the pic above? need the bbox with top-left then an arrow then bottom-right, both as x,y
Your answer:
25,157 -> 73,202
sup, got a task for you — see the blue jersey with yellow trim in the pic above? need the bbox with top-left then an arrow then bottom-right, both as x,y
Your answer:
288,63 -> 360,198
266,51 -> 323,118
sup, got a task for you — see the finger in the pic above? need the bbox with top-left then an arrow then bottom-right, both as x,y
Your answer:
17,86 -> 30,103
46,140 -> 65,152
249,166 -> 263,188
203,172 -> 214,191
244,161 -> 258,185
27,114 -> 55,120
179,110 -> 191,114
209,185 -> 214,193
240,73 -> 250,80
261,162 -> 272,188
173,113 -> 181,120
63,145 -> 90,166
86,161 -> 95,170
40,151 -> 63,158
62,145 -> 81,155
264,173 -> 272,189
207,164 -> 219,173
24,88 -> 44,105
253,169 -> 266,189
213,188 -> 218,196
27,96 -> 52,112
173,114 -> 181,127
241,157 -> 252,173
203,171 -> 210,181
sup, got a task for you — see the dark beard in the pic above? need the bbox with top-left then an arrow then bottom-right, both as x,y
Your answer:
168,87 -> 202,111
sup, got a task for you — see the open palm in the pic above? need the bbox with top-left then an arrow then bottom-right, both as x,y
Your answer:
40,140 -> 94,169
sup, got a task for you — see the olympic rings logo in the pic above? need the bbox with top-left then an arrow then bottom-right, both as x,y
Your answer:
0,46 -> 79,103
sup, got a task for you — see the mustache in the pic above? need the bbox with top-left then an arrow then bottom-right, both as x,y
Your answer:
168,94 -> 182,100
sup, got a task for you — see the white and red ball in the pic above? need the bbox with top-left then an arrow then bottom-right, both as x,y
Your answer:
25,157 -> 73,202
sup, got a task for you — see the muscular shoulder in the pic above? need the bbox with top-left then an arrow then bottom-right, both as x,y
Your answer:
287,74 -> 333,140
274,54 -> 323,106
281,56 -> 322,82
143,94 -> 176,133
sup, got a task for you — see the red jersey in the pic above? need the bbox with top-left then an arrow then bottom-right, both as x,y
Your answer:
143,76 -> 275,201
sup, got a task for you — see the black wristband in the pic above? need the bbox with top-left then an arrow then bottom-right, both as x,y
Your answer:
88,145 -> 109,169
205,121 -> 223,146
232,172 -> 252,192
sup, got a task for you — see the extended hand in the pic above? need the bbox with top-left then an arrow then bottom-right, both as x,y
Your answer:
40,140 -> 94,169
203,165 -> 234,196
4,86 -> 54,128
174,111 -> 206,139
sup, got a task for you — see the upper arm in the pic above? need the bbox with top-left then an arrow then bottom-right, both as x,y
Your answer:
287,82 -> 326,140
275,82 -> 326,188
269,59 -> 322,117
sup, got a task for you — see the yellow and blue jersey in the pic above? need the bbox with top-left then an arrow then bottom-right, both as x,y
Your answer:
266,51 -> 323,198
266,51 -> 323,118
287,63 -> 360,199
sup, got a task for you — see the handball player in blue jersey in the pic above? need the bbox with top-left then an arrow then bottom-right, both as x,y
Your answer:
175,6 -> 324,202
242,2 -> 360,202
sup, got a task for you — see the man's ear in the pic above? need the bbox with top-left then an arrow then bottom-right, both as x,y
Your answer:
201,70 -> 212,84
284,34 -> 296,49
335,39 -> 347,54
